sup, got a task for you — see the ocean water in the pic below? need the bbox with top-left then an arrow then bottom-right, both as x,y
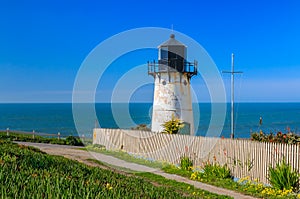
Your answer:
0,103 -> 299,138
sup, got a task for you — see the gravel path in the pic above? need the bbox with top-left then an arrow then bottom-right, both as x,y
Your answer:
16,142 -> 257,199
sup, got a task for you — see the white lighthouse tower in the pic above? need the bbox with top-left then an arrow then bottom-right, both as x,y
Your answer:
148,34 -> 197,135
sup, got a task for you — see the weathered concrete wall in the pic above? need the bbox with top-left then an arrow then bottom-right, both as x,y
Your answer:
151,72 -> 194,135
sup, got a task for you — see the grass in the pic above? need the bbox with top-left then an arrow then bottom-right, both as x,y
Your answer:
87,158 -> 138,173
84,145 -> 260,196
162,163 -> 300,199
85,145 -> 166,169
0,131 -> 92,146
162,164 -> 193,178
6,133 -> 297,198
136,172 -> 232,199
86,145 -> 300,198
89,157 -> 233,199
0,139 -> 231,198
163,164 -> 258,197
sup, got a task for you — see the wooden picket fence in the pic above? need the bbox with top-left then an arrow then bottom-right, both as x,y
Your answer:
93,128 -> 300,184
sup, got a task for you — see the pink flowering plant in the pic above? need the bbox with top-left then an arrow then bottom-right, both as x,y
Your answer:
251,131 -> 300,144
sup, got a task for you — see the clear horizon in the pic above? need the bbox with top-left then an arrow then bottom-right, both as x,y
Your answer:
1,0 -> 299,103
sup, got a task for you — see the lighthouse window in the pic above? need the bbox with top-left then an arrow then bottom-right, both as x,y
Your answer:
160,47 -> 168,60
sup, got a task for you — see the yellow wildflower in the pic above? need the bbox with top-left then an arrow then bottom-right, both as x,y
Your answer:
105,183 -> 113,190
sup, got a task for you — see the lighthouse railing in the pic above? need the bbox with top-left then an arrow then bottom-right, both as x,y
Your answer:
147,60 -> 197,76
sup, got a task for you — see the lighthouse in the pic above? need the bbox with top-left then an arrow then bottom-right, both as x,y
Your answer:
148,34 -> 197,135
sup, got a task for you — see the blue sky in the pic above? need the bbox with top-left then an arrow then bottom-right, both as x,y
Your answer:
0,0 -> 299,102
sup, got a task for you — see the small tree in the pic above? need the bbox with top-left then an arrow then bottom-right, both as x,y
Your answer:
161,115 -> 184,134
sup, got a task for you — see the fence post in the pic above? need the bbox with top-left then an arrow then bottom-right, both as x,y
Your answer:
58,132 -> 60,140
6,128 -> 9,136
82,134 -> 85,143
32,130 -> 35,139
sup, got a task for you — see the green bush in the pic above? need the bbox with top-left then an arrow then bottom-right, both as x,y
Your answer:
131,124 -> 151,131
203,163 -> 232,179
66,136 -> 84,146
251,131 -> 300,144
180,156 -> 193,171
268,159 -> 299,192
0,132 -> 86,146
49,139 -> 67,145
161,115 -> 184,134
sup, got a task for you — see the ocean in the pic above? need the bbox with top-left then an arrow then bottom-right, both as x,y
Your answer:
0,103 -> 299,138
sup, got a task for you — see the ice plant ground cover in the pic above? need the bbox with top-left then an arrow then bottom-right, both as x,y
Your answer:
0,139 -> 231,198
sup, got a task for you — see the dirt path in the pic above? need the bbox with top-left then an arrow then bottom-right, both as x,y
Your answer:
16,142 -> 257,199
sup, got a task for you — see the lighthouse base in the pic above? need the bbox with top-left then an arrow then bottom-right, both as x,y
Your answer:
151,73 -> 194,135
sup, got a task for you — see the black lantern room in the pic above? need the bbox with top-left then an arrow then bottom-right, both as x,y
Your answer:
148,34 -> 197,79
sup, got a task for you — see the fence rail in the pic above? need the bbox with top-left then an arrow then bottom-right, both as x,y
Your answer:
0,129 -> 81,139
93,128 -> 300,184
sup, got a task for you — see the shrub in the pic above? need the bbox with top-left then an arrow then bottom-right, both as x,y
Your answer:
203,162 -> 232,179
0,132 -> 86,146
190,162 -> 232,184
268,159 -> 299,192
65,136 -> 84,146
49,139 -> 66,145
161,115 -> 184,134
251,131 -> 300,144
180,156 -> 193,171
238,176 -> 294,198
131,124 -> 151,131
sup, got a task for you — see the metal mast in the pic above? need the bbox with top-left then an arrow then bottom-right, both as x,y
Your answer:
223,53 -> 243,139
